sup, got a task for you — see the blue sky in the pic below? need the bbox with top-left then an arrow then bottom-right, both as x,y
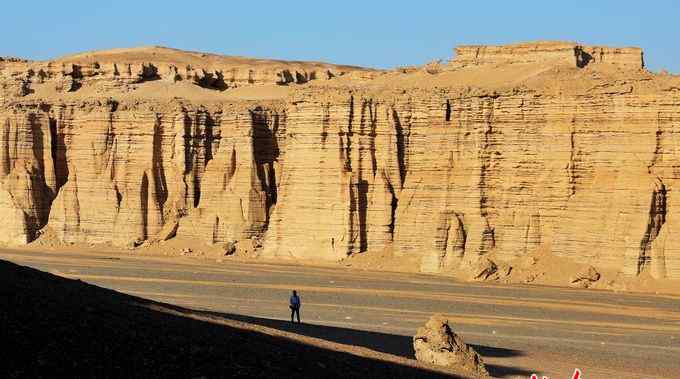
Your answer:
2,1 -> 678,72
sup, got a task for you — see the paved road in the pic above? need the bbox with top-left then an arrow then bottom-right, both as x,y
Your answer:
2,248 -> 679,378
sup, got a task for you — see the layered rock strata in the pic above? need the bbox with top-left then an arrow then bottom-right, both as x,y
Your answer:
2,42 -> 680,282
452,41 -> 643,69
0,46 -> 374,101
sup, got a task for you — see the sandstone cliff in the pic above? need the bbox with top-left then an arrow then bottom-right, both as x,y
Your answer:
2,42 -> 680,283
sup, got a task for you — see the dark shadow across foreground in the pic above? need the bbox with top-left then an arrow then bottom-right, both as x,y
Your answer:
0,259 -> 466,378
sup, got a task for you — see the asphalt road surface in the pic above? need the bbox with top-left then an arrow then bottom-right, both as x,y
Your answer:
2,248 -> 679,379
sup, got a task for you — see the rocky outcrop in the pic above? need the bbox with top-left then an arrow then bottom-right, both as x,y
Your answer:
2,42 -> 680,284
0,109 -> 55,243
0,46 -> 374,100
413,315 -> 488,377
579,46 -> 644,68
452,41 -> 643,69
453,41 -> 580,67
570,266 -> 601,288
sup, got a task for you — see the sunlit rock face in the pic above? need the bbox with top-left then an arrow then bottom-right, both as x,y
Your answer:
2,42 -> 680,280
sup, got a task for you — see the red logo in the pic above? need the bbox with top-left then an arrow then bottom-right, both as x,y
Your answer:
530,368 -> 581,379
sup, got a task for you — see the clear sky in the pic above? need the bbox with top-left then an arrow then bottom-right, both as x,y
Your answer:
2,0 -> 678,72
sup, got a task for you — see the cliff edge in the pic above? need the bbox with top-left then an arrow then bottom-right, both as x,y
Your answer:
2,41 -> 680,289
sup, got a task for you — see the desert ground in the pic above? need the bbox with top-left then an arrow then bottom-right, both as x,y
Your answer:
2,247 -> 678,378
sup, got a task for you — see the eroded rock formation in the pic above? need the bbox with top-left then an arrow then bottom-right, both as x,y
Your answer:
413,315 -> 488,377
2,42 -> 680,282
451,41 -> 643,69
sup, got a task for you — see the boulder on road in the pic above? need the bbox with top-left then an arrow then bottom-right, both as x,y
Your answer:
413,315 -> 489,377
570,266 -> 601,288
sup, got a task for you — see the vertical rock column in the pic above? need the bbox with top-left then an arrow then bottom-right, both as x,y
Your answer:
392,94 -> 492,273
642,108 -> 680,279
49,105 -> 176,246
0,109 -> 55,244
262,97 -> 355,259
177,106 -> 283,245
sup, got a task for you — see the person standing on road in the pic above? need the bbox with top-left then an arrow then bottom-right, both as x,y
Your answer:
289,290 -> 301,324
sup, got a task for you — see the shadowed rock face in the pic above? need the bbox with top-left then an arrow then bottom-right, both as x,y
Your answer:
2,42 -> 680,281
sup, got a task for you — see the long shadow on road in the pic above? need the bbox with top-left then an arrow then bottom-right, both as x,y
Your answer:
200,311 -> 537,378
1,259 -> 469,379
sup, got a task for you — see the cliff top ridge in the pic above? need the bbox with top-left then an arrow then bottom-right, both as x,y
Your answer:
3,41 -> 676,105
52,45 -> 372,71
451,40 -> 644,69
